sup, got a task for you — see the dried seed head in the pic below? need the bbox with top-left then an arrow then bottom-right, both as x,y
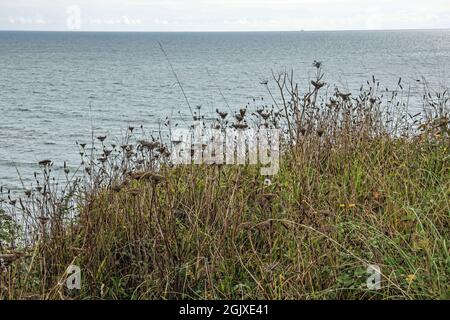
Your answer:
311,80 -> 325,90
38,216 -> 50,224
138,140 -> 159,150
235,114 -> 244,122
38,159 -> 52,166
338,92 -> 352,100
313,60 -> 322,68
112,184 -> 122,193
232,123 -> 248,130
216,109 -> 228,119
260,112 -> 270,120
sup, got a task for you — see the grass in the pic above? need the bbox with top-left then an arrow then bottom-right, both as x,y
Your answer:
0,67 -> 449,300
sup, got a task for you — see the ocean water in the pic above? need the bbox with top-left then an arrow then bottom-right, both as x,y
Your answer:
1,30 -> 449,190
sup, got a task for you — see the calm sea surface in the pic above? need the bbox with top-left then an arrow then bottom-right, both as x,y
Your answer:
1,30 -> 449,190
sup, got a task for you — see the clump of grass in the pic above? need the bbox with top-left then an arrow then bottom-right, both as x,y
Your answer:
0,66 -> 449,300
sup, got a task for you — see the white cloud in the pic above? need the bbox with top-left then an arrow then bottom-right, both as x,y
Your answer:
0,0 -> 449,31
89,16 -> 142,25
6,16 -> 47,25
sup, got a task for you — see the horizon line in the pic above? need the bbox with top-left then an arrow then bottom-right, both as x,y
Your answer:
1,27 -> 450,33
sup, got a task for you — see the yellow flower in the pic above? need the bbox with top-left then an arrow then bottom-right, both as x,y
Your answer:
339,203 -> 356,208
406,274 -> 416,284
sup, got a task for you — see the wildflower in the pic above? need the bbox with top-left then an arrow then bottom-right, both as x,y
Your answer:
264,178 -> 272,186
339,204 -> 346,208
372,191 -> 381,201
406,274 -> 416,284
348,204 -> 356,208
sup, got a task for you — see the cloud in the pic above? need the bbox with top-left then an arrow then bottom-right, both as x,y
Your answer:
7,16 -> 47,25
89,16 -> 142,25
0,0 -> 449,31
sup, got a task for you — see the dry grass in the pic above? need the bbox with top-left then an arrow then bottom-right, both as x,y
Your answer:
0,66 -> 449,300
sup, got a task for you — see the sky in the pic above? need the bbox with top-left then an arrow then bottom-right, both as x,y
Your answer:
0,0 -> 450,32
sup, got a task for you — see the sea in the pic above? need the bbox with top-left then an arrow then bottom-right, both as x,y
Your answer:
0,30 -> 449,191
